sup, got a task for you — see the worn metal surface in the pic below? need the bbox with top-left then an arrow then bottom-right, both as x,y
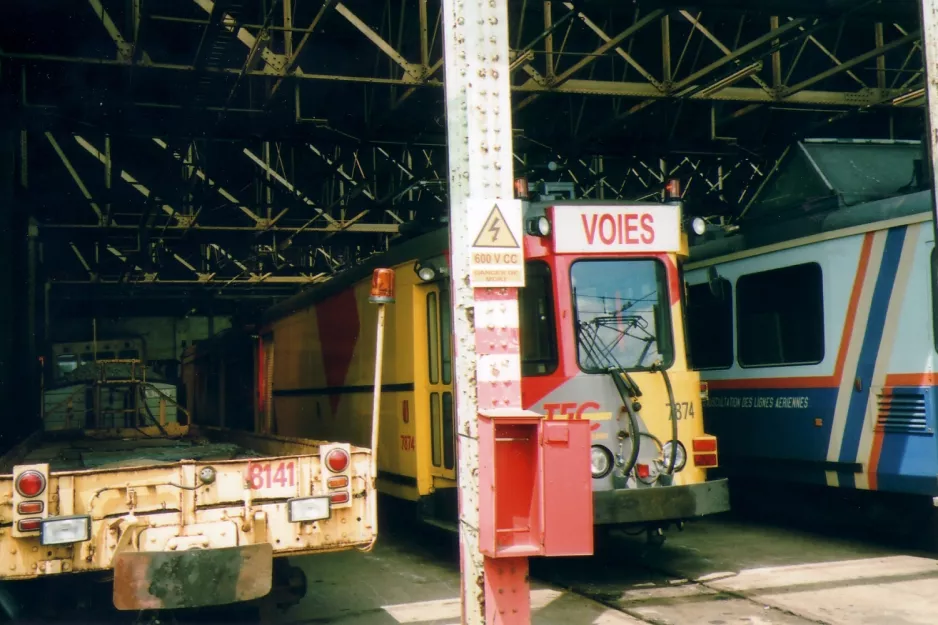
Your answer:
112,543 -> 273,610
441,0 -> 524,622
0,425 -> 376,597
12,432 -> 258,472
592,479 -> 731,525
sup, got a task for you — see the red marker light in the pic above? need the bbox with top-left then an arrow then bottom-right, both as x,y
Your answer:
325,449 -> 350,473
514,177 -> 529,199
17,519 -> 41,532
330,492 -> 350,504
694,453 -> 718,468
327,476 -> 349,489
15,470 -> 46,498
17,501 -> 44,515
665,178 -> 681,201
692,437 -> 717,452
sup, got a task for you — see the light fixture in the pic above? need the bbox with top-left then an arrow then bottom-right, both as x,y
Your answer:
525,215 -> 551,237
660,441 -> 687,472
41,515 -> 92,546
414,256 -> 450,282
692,217 -> 707,236
590,446 -> 613,479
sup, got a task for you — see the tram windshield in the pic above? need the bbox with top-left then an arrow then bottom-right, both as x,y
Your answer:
571,258 -> 674,372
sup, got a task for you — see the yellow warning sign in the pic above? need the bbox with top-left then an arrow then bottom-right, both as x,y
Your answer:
468,199 -> 525,288
472,204 -> 520,249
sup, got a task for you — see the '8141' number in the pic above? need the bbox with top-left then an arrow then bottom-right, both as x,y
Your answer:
247,461 -> 295,490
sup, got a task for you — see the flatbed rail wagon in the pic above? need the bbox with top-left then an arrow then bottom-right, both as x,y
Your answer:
0,355 -> 378,617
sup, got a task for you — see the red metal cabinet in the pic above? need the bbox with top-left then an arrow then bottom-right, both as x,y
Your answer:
478,409 -> 593,559
541,419 -> 593,555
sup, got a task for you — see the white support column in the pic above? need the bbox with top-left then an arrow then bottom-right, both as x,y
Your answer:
921,0 -> 938,236
441,1 -> 523,624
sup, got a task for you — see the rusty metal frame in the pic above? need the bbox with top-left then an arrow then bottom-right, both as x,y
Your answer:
3,0 -> 927,292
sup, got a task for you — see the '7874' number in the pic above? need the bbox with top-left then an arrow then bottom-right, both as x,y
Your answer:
665,402 -> 695,420
246,461 -> 296,490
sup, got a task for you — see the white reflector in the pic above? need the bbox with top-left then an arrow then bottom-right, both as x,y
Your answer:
41,515 -> 91,546
288,496 -> 331,523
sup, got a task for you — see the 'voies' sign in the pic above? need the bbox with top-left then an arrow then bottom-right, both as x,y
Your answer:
551,204 -> 681,254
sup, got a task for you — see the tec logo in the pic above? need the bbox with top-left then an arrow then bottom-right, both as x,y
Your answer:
542,402 -> 610,431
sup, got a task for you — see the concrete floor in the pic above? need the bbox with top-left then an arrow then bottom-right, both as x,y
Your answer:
264,517 -> 938,625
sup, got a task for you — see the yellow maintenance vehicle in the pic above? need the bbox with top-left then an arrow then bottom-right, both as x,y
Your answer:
0,349 -> 379,619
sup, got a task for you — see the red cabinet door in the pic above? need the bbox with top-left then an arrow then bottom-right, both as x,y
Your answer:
541,420 -> 594,556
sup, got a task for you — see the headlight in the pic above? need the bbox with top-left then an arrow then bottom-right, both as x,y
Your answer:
661,441 -> 687,472
288,496 -> 332,523
590,446 -> 612,478
536,216 -> 551,236
417,265 -> 436,281
41,515 -> 91,546
525,216 -> 552,237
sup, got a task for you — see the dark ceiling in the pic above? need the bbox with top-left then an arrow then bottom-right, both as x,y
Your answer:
0,0 -> 927,318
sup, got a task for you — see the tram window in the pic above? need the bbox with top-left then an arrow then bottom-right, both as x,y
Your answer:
119,349 -> 139,360
442,392 -> 455,470
736,262 -> 825,367
427,292 -> 440,385
518,261 -> 558,376
430,392 -> 442,468
686,281 -> 734,369
571,259 -> 674,372
439,287 -> 453,385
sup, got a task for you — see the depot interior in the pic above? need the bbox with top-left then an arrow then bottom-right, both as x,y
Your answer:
0,0 -> 929,477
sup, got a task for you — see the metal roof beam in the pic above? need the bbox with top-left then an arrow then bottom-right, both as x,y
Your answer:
87,0 -> 151,63
73,134 -> 250,277
41,222 -> 400,235
784,30 -> 920,97
242,147 -> 341,227
334,3 -> 422,81
673,18 -> 806,92
11,49 -> 918,108
192,0 -> 287,74
268,0 -> 335,102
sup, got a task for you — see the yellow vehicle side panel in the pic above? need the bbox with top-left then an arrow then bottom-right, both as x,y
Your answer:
265,259 -> 428,495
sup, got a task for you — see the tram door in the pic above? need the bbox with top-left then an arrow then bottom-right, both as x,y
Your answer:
416,282 -> 456,484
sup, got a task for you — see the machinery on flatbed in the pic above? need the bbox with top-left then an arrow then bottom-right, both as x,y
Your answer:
0,351 -> 378,618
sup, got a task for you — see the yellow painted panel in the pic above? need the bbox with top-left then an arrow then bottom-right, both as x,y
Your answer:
628,369 -> 707,486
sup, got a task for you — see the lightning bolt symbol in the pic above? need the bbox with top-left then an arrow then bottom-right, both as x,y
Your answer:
488,218 -> 501,241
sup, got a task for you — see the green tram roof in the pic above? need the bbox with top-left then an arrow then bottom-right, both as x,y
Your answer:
689,139 -> 933,264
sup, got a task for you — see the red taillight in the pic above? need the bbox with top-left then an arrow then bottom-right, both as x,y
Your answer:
694,453 -> 718,467
17,501 -> 43,515
17,519 -> 41,532
327,476 -> 349,489
635,463 -> 650,479
330,492 -> 350,504
693,437 -> 717,453
325,449 -> 349,473
15,470 -> 46,498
